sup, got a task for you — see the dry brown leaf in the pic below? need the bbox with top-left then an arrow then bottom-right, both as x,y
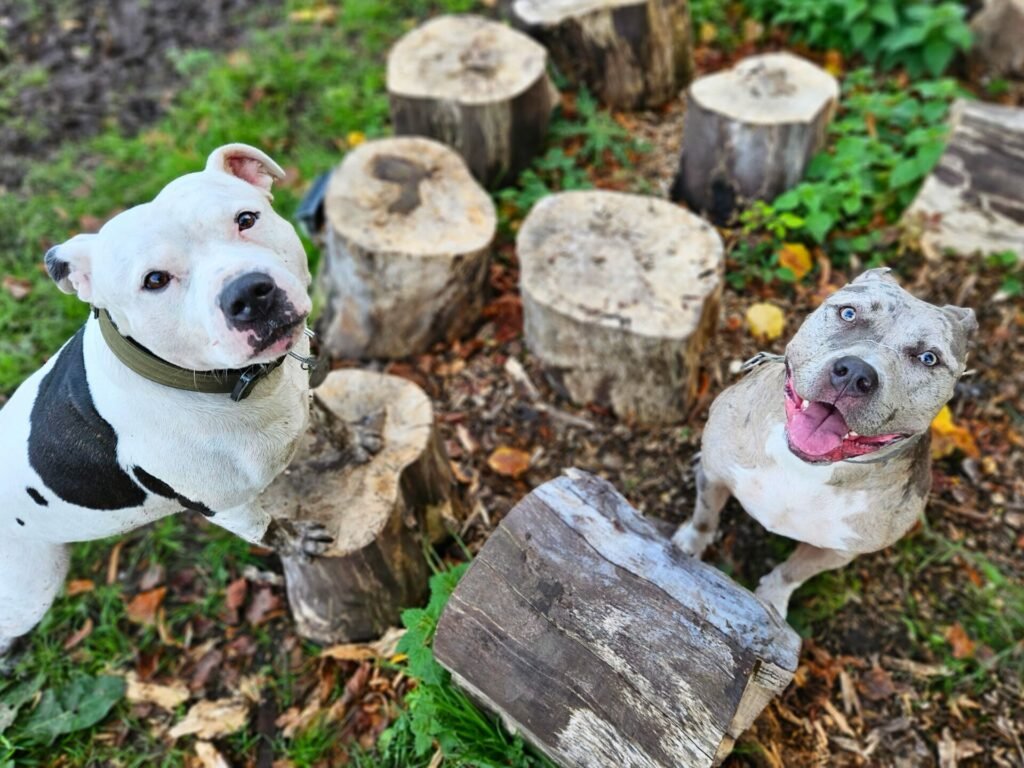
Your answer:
320,644 -> 378,663
169,698 -> 250,740
746,302 -> 786,341
63,617 -> 93,650
126,587 -> 167,625
487,446 -> 531,479
245,586 -> 282,626
66,579 -> 95,597
2,275 -> 32,300
778,243 -> 813,280
931,406 -> 980,459
195,741 -> 231,768
858,665 -> 897,701
945,622 -> 975,660
126,671 -> 190,711
824,49 -> 844,77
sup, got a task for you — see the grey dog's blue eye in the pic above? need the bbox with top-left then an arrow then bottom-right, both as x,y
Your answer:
839,306 -> 857,322
918,351 -> 939,367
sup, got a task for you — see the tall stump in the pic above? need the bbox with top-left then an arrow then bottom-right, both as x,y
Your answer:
518,190 -> 723,424
673,52 -> 838,225
434,470 -> 802,767
510,0 -> 694,109
387,14 -> 558,188
260,370 -> 465,643
316,137 -> 497,359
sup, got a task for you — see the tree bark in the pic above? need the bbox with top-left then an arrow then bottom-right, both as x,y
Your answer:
260,370 -> 465,644
518,190 -> 722,424
387,14 -> 558,188
904,99 -> 1024,262
511,0 -> 694,109
433,469 -> 802,768
673,52 -> 838,225
316,136 -> 497,360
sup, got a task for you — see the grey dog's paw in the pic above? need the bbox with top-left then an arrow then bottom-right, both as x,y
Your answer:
264,519 -> 334,559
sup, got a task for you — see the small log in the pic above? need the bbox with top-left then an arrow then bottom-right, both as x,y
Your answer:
672,52 -> 838,225
260,370 -> 464,643
387,14 -> 558,188
904,99 -> 1024,262
316,136 -> 497,359
510,0 -> 694,109
970,0 -> 1024,78
518,190 -> 722,424
434,469 -> 801,768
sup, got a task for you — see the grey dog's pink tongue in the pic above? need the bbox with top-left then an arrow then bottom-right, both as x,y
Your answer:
788,402 -> 848,457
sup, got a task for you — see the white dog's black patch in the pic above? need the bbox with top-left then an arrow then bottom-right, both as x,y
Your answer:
28,329 -> 148,510
132,467 -> 215,517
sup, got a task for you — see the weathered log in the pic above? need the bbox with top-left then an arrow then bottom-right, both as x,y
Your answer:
904,99 -> 1024,262
510,0 -> 694,109
315,136 -> 497,359
672,52 -> 838,225
970,0 -> 1024,78
434,469 -> 802,768
387,14 -> 558,188
518,190 -> 723,424
260,370 -> 464,643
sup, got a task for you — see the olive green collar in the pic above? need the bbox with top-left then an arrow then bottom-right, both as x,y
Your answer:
95,308 -> 290,401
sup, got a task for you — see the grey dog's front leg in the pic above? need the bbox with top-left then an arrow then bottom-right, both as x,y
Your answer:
672,463 -> 731,557
755,543 -> 856,618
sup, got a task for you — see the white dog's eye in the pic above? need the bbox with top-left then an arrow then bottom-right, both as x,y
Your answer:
236,210 -> 260,231
918,351 -> 939,367
142,271 -> 172,291
839,306 -> 857,322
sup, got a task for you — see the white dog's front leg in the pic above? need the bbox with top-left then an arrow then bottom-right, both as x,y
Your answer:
1,537 -> 71,653
211,502 -> 334,558
755,543 -> 856,618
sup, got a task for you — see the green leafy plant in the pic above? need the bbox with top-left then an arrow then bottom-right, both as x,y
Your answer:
986,250 -> 1023,297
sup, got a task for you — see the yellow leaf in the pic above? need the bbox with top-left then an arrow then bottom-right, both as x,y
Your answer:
487,446 -> 532,479
824,49 -> 844,77
746,303 -> 786,341
930,405 -> 980,459
699,22 -> 717,44
347,130 -> 366,148
778,243 -> 813,280
288,6 -> 337,23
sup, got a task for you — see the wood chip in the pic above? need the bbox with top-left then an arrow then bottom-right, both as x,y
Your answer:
125,671 -> 190,711
169,698 -> 250,740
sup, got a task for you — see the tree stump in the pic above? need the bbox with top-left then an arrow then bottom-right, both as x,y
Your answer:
904,99 -> 1024,262
434,469 -> 801,768
387,14 -> 558,188
672,52 -> 839,225
518,190 -> 723,424
260,370 -> 465,644
316,136 -> 497,360
970,0 -> 1024,78
510,0 -> 694,109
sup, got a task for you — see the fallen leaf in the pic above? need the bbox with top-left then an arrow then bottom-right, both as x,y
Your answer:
487,446 -> 532,479
63,618 -> 93,651
347,130 -> 366,148
2,275 -> 32,300
222,577 -> 247,625
125,587 -> 167,625
746,302 -> 786,341
287,6 -> 336,23
169,698 -> 249,740
320,644 -> 378,663
195,741 -> 231,768
18,675 -> 125,745
824,49 -> 844,77
931,405 -> 979,459
778,243 -> 813,280
945,622 -> 975,660
858,665 -> 896,701
699,21 -> 717,43
125,671 -> 189,711
66,579 -> 95,597
245,586 -> 282,626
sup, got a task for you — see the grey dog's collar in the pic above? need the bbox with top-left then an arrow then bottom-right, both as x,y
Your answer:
94,308 -> 321,401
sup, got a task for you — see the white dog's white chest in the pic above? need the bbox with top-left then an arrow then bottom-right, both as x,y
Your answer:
728,426 -> 870,551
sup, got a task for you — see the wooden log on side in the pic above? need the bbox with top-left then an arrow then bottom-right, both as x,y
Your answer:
387,14 -> 558,188
518,190 -> 722,424
434,469 -> 802,768
260,370 -> 465,643
316,136 -> 497,359
903,99 -> 1024,262
510,0 -> 694,109
672,52 -> 838,225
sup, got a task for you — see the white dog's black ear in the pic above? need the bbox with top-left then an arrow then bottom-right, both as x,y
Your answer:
206,143 -> 286,193
852,267 -> 898,285
943,305 -> 978,335
44,233 -> 95,301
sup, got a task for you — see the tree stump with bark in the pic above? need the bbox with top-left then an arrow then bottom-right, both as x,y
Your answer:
518,190 -> 723,424
434,469 -> 802,768
510,0 -> 694,109
315,136 -> 497,360
903,99 -> 1024,262
672,52 -> 839,225
387,14 -> 558,188
260,370 -> 465,644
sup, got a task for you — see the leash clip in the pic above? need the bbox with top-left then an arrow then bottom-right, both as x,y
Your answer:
231,363 -> 274,402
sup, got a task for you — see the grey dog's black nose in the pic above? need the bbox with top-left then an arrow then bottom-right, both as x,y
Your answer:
831,355 -> 878,396
220,272 -> 277,326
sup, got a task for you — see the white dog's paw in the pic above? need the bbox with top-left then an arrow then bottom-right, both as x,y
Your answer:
754,572 -> 792,620
671,522 -> 712,558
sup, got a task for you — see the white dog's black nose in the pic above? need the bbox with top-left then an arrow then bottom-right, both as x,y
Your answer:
831,355 -> 878,396
220,272 -> 277,326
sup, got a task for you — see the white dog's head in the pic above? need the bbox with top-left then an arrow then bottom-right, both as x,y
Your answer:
45,144 -> 312,370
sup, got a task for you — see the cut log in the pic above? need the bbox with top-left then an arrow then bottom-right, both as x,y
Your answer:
904,99 -> 1024,262
672,52 -> 838,225
260,370 -> 465,643
434,469 -> 802,768
510,0 -> 694,109
387,14 -> 558,188
316,136 -> 497,359
970,0 -> 1024,78
518,190 -> 723,424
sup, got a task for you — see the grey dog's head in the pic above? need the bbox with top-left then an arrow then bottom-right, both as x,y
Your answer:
783,268 -> 977,464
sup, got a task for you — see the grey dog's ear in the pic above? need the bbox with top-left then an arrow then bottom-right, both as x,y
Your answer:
852,267 -> 899,285
943,305 -> 978,335
206,143 -> 286,193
